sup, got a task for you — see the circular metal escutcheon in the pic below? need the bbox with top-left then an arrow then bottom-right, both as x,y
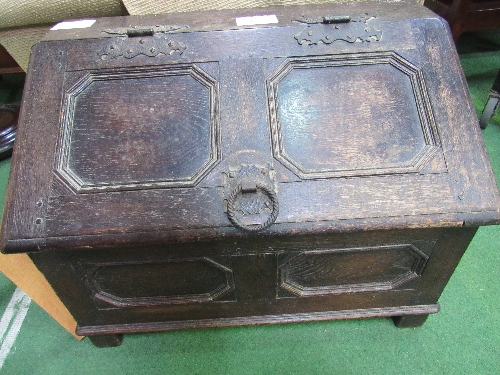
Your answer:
226,183 -> 279,231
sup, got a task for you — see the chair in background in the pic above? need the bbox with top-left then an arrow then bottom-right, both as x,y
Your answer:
424,0 -> 500,42
480,69 -> 500,128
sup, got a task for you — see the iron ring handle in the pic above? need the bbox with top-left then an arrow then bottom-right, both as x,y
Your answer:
226,183 -> 279,232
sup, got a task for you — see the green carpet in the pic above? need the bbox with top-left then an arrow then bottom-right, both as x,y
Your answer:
0,30 -> 499,375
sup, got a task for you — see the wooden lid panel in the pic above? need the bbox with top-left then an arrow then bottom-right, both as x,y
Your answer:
53,63 -> 220,194
1,2 -> 499,253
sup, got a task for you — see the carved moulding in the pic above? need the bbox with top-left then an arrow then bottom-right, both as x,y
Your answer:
54,63 -> 220,194
266,51 -> 442,180
85,257 -> 235,307
278,244 -> 429,298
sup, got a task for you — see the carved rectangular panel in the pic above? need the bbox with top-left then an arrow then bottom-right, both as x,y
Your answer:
267,52 -> 444,179
277,244 -> 430,298
86,257 -> 235,307
54,63 -> 220,194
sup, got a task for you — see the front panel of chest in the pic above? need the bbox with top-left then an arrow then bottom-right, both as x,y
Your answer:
30,228 -> 465,330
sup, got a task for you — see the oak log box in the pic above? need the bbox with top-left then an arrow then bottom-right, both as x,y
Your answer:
1,2 -> 500,347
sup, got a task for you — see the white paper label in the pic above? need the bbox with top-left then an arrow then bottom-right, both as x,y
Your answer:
50,19 -> 96,31
235,15 -> 279,26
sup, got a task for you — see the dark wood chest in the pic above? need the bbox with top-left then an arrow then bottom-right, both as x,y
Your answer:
2,2 -> 499,347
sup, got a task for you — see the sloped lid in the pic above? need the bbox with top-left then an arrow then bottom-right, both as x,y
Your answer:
2,2 -> 499,253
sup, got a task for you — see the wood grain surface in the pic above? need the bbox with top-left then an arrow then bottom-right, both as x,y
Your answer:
1,2 -> 499,346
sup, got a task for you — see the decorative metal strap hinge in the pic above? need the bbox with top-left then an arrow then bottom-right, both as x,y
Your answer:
99,25 -> 189,60
293,13 -> 382,45
223,164 -> 279,232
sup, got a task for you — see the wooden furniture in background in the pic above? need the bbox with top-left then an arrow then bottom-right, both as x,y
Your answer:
480,68 -> 500,128
0,44 -> 22,74
424,0 -> 500,41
